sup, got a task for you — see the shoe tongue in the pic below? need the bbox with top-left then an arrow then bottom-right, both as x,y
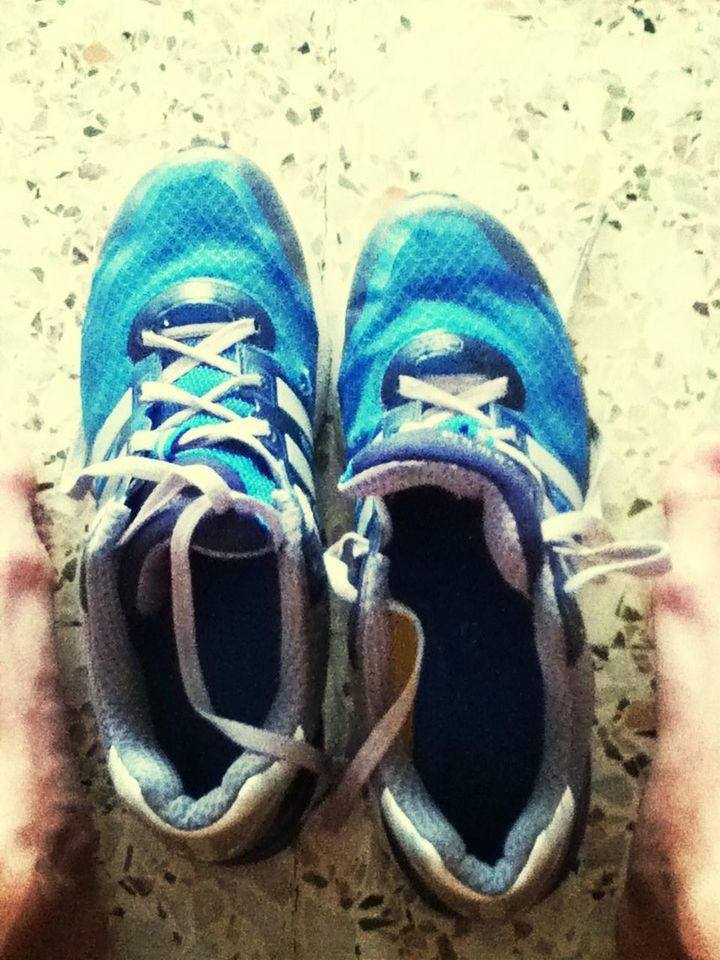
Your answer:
342,427 -> 545,596
153,389 -> 278,509
122,291 -> 284,614
144,294 -> 280,509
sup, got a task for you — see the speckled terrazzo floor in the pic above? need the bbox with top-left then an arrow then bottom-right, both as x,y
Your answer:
2,1 -> 719,957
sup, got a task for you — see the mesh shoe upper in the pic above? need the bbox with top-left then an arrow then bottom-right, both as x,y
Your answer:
82,148 -> 317,451
339,196 -> 590,495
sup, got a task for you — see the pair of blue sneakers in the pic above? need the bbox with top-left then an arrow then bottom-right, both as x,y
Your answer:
74,147 -> 597,920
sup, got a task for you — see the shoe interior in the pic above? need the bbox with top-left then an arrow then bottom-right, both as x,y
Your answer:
386,486 -> 544,865
126,551 -> 282,799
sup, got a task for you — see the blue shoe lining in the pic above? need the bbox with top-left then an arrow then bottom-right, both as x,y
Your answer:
387,487 -> 544,865
126,551 -> 281,799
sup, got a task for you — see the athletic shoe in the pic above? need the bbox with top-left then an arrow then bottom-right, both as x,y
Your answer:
329,194 -> 599,919
70,147 -> 329,861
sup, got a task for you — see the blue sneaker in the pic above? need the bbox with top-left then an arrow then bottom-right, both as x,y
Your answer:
330,195 -> 597,919
71,147 -> 329,861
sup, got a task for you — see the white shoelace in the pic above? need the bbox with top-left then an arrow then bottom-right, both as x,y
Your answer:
83,320 -> 324,774
396,373 -> 517,440
541,446 -> 671,592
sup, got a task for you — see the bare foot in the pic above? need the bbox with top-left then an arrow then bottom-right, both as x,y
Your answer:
616,436 -> 720,960
0,457 -> 108,960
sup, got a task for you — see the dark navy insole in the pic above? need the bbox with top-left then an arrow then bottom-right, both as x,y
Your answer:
387,487 -> 543,865
128,551 -> 281,799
